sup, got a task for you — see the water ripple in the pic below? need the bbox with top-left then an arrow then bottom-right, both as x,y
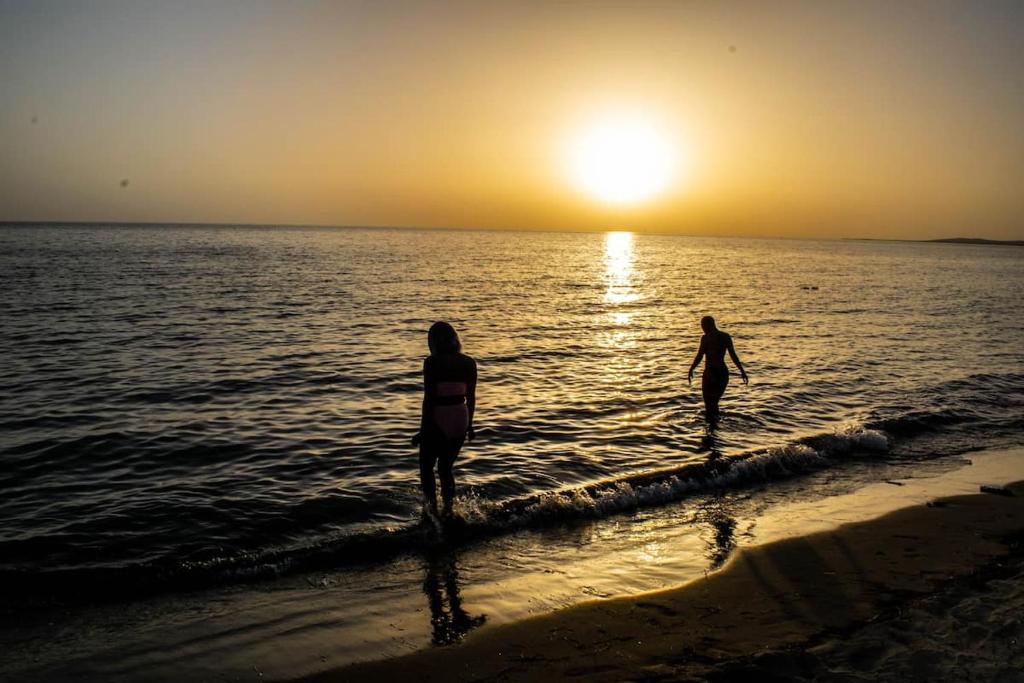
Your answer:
0,225 -> 1022,595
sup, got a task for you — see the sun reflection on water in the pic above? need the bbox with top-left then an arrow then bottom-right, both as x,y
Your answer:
600,231 -> 640,359
604,231 -> 637,307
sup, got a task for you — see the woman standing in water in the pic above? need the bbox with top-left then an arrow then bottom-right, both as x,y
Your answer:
413,322 -> 476,518
687,316 -> 748,428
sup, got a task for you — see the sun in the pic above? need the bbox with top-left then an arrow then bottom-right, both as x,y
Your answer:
567,115 -> 676,205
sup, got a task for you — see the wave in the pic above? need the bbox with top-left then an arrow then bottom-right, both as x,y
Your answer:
0,424 -> 891,606
461,424 -> 888,528
3,373 -> 1018,606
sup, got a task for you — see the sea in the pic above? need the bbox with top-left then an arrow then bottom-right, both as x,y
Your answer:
1,224 -> 1022,679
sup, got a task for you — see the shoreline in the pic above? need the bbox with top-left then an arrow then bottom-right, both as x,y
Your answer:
296,478 -> 1024,682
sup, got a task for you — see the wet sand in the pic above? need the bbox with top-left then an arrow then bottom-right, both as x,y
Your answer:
296,480 -> 1024,682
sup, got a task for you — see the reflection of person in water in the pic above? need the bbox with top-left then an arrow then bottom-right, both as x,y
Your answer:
702,506 -> 737,569
423,552 -> 486,645
687,316 -> 748,428
412,322 -> 477,518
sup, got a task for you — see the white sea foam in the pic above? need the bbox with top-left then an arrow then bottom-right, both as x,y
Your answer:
453,425 -> 892,533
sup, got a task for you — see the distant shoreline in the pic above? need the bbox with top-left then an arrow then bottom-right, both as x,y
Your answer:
848,237 -> 1024,246
926,237 -> 1024,246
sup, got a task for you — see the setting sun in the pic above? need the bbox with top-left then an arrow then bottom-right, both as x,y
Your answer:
568,115 -> 678,205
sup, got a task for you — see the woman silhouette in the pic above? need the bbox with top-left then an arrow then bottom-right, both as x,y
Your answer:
687,316 -> 747,428
413,322 -> 477,518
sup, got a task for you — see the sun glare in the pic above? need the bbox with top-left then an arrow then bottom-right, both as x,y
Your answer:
568,115 -> 676,205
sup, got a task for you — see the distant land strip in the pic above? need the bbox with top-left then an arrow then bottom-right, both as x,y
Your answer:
927,237 -> 1024,246
847,237 -> 1024,246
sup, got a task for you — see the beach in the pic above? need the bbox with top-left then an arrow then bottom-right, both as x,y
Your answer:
298,461 -> 1024,682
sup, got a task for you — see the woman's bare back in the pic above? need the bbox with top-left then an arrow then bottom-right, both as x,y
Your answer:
701,331 -> 732,369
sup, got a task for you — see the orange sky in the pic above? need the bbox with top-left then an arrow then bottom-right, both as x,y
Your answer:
2,1 -> 1022,239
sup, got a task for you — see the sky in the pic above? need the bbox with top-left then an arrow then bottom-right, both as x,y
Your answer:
1,0 -> 1022,239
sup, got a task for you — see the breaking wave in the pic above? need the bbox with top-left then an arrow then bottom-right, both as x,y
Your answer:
0,423 -> 891,604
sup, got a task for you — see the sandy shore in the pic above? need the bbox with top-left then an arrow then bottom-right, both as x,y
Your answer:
295,481 -> 1024,682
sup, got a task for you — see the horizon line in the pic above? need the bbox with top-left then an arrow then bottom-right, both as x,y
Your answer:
2,220 -> 1018,244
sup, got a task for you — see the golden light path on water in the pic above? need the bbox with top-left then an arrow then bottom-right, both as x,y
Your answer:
603,230 -> 636,307
601,230 -> 648,432
603,231 -> 637,359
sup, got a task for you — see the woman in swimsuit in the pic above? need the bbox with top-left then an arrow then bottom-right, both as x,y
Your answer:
687,316 -> 748,428
412,322 -> 477,518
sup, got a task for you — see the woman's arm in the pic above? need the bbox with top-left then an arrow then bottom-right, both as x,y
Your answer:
413,357 -> 436,445
687,336 -> 706,384
465,358 -> 477,441
726,335 -> 749,384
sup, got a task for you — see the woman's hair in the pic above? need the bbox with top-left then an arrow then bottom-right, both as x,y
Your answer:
701,315 -> 717,333
428,321 -> 461,355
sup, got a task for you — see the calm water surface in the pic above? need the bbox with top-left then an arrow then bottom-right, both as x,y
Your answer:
1,225 -> 1022,594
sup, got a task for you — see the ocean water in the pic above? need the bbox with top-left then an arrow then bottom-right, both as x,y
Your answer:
1,224 -> 1022,601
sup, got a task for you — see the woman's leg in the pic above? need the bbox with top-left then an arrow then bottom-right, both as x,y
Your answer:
438,455 -> 454,513
703,392 -> 718,425
437,440 -> 463,514
702,370 -> 729,427
419,445 -> 439,513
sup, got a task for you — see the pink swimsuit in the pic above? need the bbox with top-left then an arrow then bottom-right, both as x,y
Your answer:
432,381 -> 469,440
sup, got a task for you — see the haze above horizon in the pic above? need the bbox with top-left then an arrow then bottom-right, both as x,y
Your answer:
2,1 -> 1022,240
